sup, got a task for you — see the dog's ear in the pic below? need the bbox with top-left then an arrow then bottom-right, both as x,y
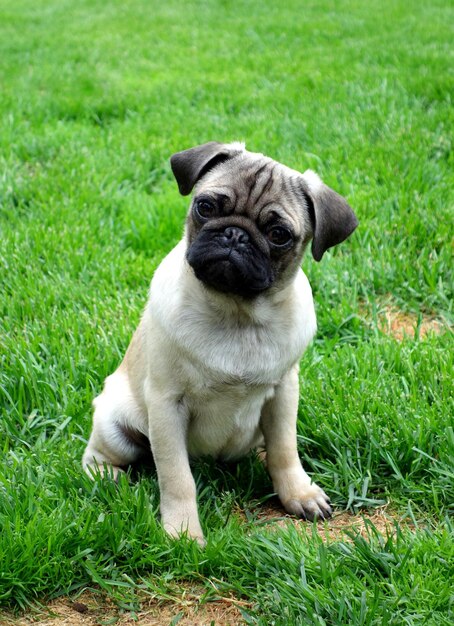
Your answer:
170,141 -> 243,195
300,170 -> 358,262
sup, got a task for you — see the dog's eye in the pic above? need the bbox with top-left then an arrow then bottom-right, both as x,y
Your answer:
195,199 -> 216,220
267,226 -> 293,247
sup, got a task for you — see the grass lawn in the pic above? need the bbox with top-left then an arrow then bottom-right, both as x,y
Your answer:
0,0 -> 453,623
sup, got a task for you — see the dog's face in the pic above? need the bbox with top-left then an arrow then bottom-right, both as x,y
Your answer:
171,142 -> 358,298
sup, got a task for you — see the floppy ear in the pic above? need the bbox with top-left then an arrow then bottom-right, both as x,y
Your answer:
301,170 -> 358,262
170,141 -> 243,196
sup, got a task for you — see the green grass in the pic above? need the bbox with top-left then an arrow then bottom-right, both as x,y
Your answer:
0,0 -> 453,623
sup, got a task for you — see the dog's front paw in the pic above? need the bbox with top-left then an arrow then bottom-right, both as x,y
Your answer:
282,483 -> 332,521
161,501 -> 206,547
163,520 -> 206,547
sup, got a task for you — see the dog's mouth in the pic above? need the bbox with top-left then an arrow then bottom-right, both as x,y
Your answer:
186,236 -> 273,298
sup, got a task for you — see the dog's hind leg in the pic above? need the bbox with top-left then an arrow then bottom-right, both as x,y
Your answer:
82,371 -> 149,480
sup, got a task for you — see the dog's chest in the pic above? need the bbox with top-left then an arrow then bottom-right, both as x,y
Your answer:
179,317 -> 287,383
173,323 -> 281,459
182,367 -> 274,459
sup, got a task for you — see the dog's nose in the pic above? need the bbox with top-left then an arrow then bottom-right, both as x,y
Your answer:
223,226 -> 249,245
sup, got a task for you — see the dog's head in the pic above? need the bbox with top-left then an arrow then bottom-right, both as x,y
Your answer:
171,142 -> 358,298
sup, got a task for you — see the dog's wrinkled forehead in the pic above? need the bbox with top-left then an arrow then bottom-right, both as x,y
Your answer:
194,151 -> 306,233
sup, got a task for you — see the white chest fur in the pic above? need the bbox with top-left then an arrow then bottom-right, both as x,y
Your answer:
146,242 -> 317,459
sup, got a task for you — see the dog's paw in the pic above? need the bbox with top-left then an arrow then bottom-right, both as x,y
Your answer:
163,521 -> 206,547
282,484 -> 332,521
161,501 -> 206,547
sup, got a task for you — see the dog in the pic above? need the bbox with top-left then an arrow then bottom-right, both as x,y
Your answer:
82,141 -> 358,545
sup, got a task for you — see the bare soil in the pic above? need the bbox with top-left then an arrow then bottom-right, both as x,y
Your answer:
377,304 -> 446,340
1,585 -> 247,626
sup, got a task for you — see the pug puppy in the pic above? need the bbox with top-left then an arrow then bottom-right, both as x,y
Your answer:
82,141 -> 358,545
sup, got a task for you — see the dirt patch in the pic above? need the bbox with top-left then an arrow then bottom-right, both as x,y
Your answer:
1,586 -> 247,626
378,305 -> 445,341
360,300 -> 448,341
247,499 -> 410,541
